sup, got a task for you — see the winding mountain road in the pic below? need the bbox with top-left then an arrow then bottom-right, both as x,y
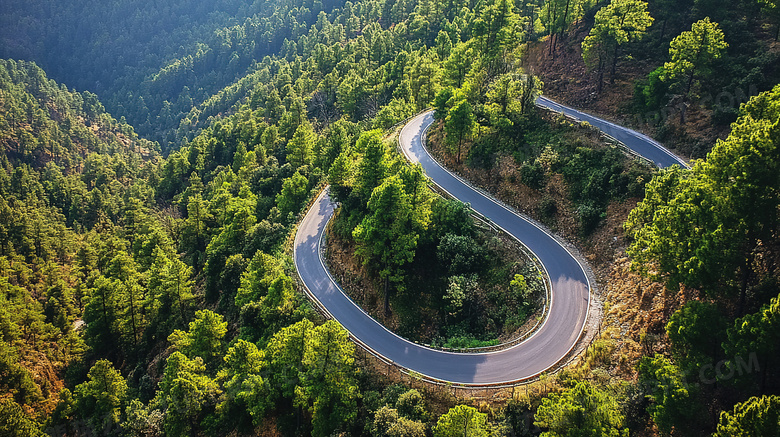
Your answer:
294,98 -> 685,386
536,97 -> 689,169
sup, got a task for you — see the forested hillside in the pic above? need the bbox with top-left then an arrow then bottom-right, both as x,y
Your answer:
0,58 -> 161,430
1,0 -> 779,436
530,0 -> 780,157
1,0 -> 351,149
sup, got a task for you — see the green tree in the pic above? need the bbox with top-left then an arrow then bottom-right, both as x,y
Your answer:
83,275 -> 120,357
122,400 -> 163,437
582,0 -> 654,93
256,275 -> 305,341
355,130 -> 390,203
374,406 -> 399,436
519,74 -> 544,116
374,405 -> 427,437
471,0 -> 521,75
353,176 -> 419,315
264,319 -> 357,436
723,291 -> 780,392
434,87 -> 455,120
715,395 -> 780,437
234,251 -> 284,310
430,198 -> 475,239
0,330 -> 43,407
666,300 -> 726,376
535,380 -> 627,437
203,191 -> 253,303
626,98 -> 779,307
233,141 -> 248,173
239,273 -> 306,344
661,18 -> 728,123
168,309 -> 227,370
483,72 -> 541,130
107,252 -> 146,354
398,164 -> 433,233
181,192 -> 211,268
405,51 -> 442,110
443,274 -> 477,319
435,30 -> 453,60
434,404 -> 490,437
154,352 -> 220,436
396,389 -> 428,422
443,43 -> 474,88
287,122 -> 316,169
148,247 -> 194,327
321,117 -> 357,172
265,319 -> 313,402
276,171 -> 310,220
73,359 -> 128,432
438,234 -> 485,275
374,97 -> 416,130
543,0 -> 585,56
336,70 -> 366,120
0,399 -> 45,437
217,339 -> 267,426
329,149 -> 354,203
299,321 -> 359,437
702,113 -> 780,310
226,184 -> 258,235
445,98 -> 475,164
485,73 -> 523,131
638,354 -> 703,435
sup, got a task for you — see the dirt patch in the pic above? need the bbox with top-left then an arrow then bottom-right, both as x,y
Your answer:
525,24 -> 653,125
524,23 -> 733,159
425,118 -> 685,381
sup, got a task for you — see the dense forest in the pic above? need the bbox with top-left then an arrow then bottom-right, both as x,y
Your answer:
1,0 -> 779,436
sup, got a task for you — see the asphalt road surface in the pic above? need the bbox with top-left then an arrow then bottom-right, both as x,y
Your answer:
536,96 -> 689,169
295,110 -> 593,385
295,98 -> 686,385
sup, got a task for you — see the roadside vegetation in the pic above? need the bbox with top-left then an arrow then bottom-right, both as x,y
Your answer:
1,0 -> 779,435
327,138 -> 546,347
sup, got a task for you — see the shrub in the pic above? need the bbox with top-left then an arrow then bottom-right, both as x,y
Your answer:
437,234 -> 486,275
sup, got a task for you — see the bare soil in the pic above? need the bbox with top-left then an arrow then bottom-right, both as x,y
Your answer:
524,23 -> 734,159
425,118 -> 687,382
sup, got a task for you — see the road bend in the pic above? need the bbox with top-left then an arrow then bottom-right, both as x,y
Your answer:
295,97 -> 686,385
296,109 -> 594,385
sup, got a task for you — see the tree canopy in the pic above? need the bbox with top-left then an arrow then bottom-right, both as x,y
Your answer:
582,0 -> 653,92
534,381 -> 628,437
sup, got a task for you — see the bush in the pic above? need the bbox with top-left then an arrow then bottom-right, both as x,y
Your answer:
538,196 -> 557,220
633,66 -> 669,112
442,336 -> 499,349
373,98 -> 415,129
519,161 -> 545,189
712,105 -> 738,126
433,87 -> 455,120
396,389 -> 428,421
466,135 -> 500,169
437,234 -> 486,275
577,203 -> 603,235
429,198 -> 474,239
